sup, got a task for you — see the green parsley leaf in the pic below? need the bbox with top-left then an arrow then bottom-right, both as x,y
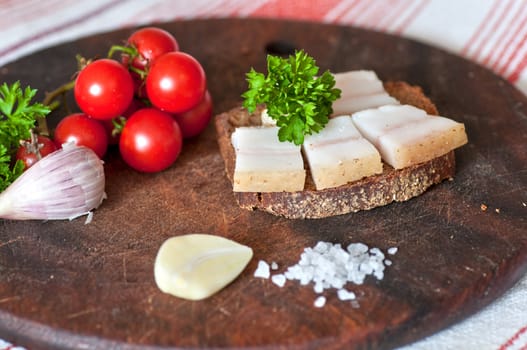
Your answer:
242,50 -> 341,145
0,81 -> 50,192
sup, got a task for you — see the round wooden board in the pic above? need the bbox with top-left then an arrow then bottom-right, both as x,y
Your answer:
0,18 -> 526,350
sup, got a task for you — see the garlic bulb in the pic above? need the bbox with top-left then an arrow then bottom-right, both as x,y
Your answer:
0,143 -> 105,221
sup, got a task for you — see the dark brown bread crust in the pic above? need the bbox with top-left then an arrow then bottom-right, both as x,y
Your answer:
214,81 -> 456,219
383,81 -> 439,115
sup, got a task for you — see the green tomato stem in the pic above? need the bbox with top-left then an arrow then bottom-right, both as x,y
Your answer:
107,44 -> 136,60
38,80 -> 75,136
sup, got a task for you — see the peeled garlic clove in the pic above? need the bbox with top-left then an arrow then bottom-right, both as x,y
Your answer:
154,234 -> 253,300
0,144 -> 105,221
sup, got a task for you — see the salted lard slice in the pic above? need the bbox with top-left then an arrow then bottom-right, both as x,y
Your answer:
352,104 -> 468,169
302,115 -> 383,190
231,126 -> 306,192
332,70 -> 399,116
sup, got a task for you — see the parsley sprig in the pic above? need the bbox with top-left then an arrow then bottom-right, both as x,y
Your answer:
0,81 -> 50,192
242,50 -> 341,145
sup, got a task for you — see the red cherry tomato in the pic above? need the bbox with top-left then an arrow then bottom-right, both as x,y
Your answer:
146,52 -> 207,114
119,108 -> 182,173
54,113 -> 109,158
74,59 -> 134,120
126,27 -> 179,70
16,135 -> 58,170
173,90 -> 213,138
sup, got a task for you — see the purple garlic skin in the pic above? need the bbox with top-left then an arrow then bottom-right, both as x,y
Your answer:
0,144 -> 105,221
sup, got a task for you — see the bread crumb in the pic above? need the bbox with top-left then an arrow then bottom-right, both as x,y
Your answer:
480,204 -> 488,211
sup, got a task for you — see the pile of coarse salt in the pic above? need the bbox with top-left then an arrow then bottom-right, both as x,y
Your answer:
254,241 -> 398,308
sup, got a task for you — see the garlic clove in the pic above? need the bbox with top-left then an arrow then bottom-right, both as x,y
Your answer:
0,144 -> 105,221
154,234 -> 253,300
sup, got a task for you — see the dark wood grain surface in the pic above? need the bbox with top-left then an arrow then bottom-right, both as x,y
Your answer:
0,18 -> 526,350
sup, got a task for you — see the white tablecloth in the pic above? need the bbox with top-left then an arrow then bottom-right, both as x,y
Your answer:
0,1 -> 526,349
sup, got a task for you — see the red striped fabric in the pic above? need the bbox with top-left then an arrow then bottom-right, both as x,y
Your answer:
250,0 -> 344,21
499,325 -> 527,350
461,0 -> 527,84
1,0 -> 526,91
462,0 -> 512,59
0,1 -> 124,60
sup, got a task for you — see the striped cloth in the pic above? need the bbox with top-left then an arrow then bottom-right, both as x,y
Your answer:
0,1 -> 526,349
2,0 -> 527,95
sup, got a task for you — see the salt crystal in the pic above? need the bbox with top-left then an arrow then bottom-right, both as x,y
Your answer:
329,276 -> 346,289
313,282 -> 324,293
284,265 -> 302,280
374,270 -> 384,280
347,242 -> 368,256
333,249 -> 350,264
369,260 -> 383,272
369,247 -> 384,259
359,261 -> 374,274
271,274 -> 286,287
337,289 -> 356,301
254,260 -> 270,279
314,241 -> 330,253
387,247 -> 398,255
314,296 -> 326,308
299,253 -> 310,266
300,275 -> 311,285
271,261 -> 279,270
261,241 -> 397,307
348,270 -> 365,285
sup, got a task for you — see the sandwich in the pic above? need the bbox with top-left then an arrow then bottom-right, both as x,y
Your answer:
214,53 -> 468,219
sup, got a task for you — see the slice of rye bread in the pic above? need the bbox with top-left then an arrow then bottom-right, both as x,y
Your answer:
214,81 -> 456,219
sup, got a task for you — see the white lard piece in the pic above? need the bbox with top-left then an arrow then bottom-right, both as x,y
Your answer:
231,126 -> 306,192
352,104 -> 468,169
302,115 -> 382,190
331,70 -> 399,116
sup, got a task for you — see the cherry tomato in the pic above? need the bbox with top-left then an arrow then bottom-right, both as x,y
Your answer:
146,52 -> 207,114
54,113 -> 109,158
74,59 -> 134,120
16,135 -> 58,170
119,108 -> 182,173
173,90 -> 213,138
126,27 -> 179,70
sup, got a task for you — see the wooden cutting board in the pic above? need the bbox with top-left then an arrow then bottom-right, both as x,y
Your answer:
0,18 -> 526,350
